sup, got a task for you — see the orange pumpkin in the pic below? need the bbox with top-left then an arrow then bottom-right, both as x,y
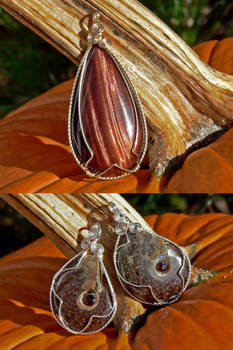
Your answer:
0,39 -> 233,193
0,212 -> 232,349
166,39 -> 233,193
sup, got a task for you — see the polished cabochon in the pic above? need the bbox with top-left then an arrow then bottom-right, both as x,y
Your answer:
108,203 -> 191,306
68,44 -> 147,179
114,229 -> 191,305
50,223 -> 117,335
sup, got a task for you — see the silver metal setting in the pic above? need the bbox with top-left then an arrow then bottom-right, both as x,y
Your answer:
108,202 -> 192,306
68,12 -> 148,180
50,222 -> 117,335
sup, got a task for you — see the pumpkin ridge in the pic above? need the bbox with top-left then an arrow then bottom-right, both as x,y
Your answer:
48,333 -> 106,349
167,141 -> 233,192
165,215 -> 231,245
0,79 -> 72,118
0,325 -> 45,349
169,299 -> 233,346
186,215 -> 233,241
197,221 -> 233,238
144,305 -> 219,349
95,345 -> 108,350
208,145 -> 233,170
193,40 -> 219,64
208,38 -> 233,74
0,257 -> 65,272
154,213 -> 188,242
194,237 -> 233,266
208,40 -> 226,67
192,234 -> 233,262
0,172 -> 60,194
187,275 -> 233,293
196,254 -> 233,272
0,299 -> 52,322
11,332 -> 65,350
177,298 -> 233,313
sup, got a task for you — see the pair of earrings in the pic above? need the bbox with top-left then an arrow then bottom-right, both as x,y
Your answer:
68,12 -> 148,180
50,203 -> 191,334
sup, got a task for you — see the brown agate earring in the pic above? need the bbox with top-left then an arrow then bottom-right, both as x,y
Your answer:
107,203 -> 191,306
68,12 -> 148,179
50,222 -> 117,334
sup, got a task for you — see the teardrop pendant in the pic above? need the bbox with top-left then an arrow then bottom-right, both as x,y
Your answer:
68,13 -> 147,179
107,203 -> 191,306
50,224 -> 116,334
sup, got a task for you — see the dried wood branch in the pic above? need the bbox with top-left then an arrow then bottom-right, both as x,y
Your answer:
0,193 -> 151,264
1,0 -> 233,182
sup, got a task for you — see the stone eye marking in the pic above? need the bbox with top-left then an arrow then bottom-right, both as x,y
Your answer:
76,290 -> 99,311
156,258 -> 170,273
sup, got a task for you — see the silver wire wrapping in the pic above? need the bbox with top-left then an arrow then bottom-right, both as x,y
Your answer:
50,222 -> 117,334
107,202 -> 191,305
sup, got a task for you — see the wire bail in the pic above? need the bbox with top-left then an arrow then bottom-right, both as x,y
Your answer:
87,12 -> 104,44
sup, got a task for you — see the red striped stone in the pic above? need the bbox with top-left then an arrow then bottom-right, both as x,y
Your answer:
70,45 -> 146,178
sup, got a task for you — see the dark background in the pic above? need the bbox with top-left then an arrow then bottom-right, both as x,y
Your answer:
0,0 -> 233,118
0,194 -> 233,258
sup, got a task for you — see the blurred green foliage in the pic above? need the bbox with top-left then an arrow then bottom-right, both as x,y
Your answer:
141,0 -> 233,45
124,194 -> 233,216
0,199 -> 42,257
0,194 -> 232,258
0,1 -> 233,118
0,8 -> 74,118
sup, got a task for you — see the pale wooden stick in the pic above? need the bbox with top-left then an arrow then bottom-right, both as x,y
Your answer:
1,0 -> 233,179
0,193 -> 151,274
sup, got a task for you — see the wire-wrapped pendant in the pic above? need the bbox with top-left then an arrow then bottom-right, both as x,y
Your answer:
107,203 -> 191,305
68,13 -> 147,179
50,223 -> 116,334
